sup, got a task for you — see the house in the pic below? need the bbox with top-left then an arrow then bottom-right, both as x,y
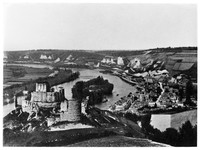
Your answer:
117,57 -> 124,65
54,57 -> 60,63
66,54 -> 73,61
101,56 -> 116,64
129,58 -> 141,69
48,55 -> 52,60
40,54 -> 48,59
24,55 -> 29,59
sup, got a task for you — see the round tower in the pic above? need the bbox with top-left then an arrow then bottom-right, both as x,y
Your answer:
60,98 -> 81,122
67,98 -> 81,121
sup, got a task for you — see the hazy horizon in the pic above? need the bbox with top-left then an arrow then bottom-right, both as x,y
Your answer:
4,3 -> 197,51
4,45 -> 198,52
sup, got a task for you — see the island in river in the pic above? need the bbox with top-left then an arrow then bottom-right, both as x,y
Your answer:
72,76 -> 114,105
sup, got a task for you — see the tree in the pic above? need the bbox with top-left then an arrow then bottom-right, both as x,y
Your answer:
179,121 -> 196,146
141,114 -> 154,135
185,78 -> 193,105
163,128 -> 179,146
72,81 -> 84,100
124,112 -> 138,123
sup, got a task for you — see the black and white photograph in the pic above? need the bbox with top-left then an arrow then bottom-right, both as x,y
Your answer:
2,0 -> 198,147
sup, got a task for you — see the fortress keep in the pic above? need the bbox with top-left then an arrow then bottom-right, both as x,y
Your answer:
18,82 -> 81,125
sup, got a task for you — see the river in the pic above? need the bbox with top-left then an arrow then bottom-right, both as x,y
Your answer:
54,68 -> 137,110
3,64 -> 136,116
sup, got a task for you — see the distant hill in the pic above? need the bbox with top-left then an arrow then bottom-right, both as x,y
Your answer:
4,47 -> 197,61
4,50 -> 105,63
94,46 -> 197,57
4,47 -> 197,80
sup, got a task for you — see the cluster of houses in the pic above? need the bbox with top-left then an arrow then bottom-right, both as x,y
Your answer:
40,54 -> 52,60
101,56 -> 124,66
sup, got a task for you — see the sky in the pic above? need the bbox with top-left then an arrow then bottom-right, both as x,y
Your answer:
3,3 -> 197,51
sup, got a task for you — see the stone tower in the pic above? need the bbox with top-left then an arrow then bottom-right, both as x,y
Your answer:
60,98 -> 81,122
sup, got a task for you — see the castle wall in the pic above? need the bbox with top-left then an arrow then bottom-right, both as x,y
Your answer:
31,92 -> 61,102
47,117 -> 60,126
36,83 -> 47,92
16,95 -> 26,106
22,99 -> 33,113
22,99 -> 59,113
150,114 -> 171,132
150,109 -> 197,132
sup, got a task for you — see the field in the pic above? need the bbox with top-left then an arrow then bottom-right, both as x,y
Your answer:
4,65 -> 53,87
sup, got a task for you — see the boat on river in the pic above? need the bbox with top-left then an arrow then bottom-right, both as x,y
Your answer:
120,75 -> 137,85
102,97 -> 109,103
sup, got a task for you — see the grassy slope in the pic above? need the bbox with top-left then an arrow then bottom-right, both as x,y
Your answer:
171,109 -> 197,130
68,135 -> 169,147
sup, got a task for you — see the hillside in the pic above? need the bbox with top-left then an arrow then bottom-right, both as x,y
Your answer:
4,50 -> 104,63
4,47 -> 197,62
4,47 -> 197,80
